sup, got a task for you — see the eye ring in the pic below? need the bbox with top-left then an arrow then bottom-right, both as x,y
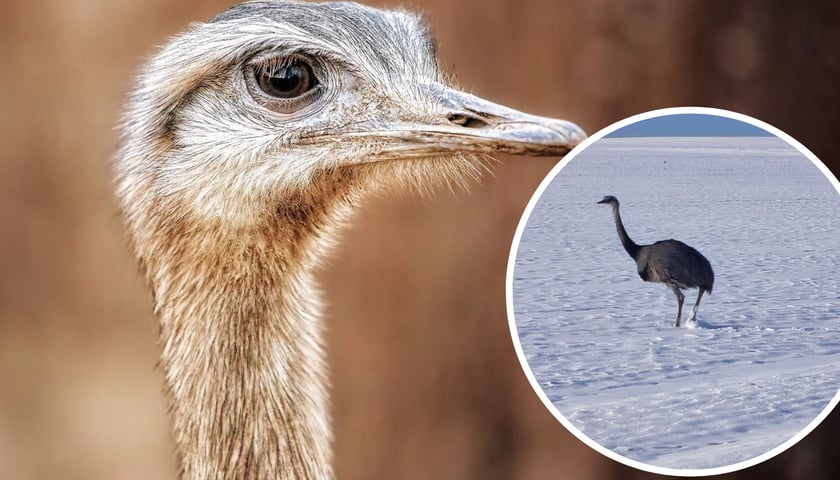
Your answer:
244,54 -> 324,114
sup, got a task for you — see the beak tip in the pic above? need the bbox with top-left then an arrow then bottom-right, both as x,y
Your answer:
561,122 -> 587,150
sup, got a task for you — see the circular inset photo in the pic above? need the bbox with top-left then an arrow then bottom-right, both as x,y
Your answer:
507,107 -> 840,475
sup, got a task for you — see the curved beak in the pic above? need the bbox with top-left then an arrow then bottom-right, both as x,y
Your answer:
333,84 -> 586,160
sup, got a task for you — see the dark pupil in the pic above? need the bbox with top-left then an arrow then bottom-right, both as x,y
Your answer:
257,62 -> 313,98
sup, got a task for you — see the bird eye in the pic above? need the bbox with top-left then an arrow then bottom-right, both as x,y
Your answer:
255,59 -> 317,99
244,55 -> 324,114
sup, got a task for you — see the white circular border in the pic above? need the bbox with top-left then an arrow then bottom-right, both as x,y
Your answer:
505,106 -> 840,477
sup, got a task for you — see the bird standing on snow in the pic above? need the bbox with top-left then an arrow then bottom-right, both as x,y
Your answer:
597,196 -> 714,327
115,1 -> 584,479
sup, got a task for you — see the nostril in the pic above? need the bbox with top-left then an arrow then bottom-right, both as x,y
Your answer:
447,112 -> 489,129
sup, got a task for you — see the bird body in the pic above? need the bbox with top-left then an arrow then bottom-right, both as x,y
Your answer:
597,196 -> 714,327
115,1 -> 584,478
636,239 -> 714,292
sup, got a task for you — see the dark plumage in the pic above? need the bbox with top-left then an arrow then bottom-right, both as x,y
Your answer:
597,195 -> 714,327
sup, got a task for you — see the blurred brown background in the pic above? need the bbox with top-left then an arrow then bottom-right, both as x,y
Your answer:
2,1 -> 839,479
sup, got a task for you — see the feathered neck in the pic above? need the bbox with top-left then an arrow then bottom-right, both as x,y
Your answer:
609,203 -> 640,260
128,170 -> 363,480
117,140 -> 479,479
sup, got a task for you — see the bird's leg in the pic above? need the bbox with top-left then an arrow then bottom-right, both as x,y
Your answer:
670,285 -> 684,327
688,288 -> 706,324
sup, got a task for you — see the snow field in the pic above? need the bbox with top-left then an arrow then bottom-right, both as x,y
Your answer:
511,136 -> 840,471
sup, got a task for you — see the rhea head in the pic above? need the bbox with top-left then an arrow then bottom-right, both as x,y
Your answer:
116,0 -> 584,231
597,195 -> 619,206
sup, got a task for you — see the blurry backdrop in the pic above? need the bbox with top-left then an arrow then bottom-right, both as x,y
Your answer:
1,1 -> 839,479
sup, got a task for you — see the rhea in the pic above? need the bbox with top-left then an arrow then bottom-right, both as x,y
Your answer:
597,196 -> 714,327
115,1 -> 584,479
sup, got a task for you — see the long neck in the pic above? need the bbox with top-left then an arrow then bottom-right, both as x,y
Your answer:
131,177 -> 362,480
155,219 -> 333,479
610,204 -> 640,259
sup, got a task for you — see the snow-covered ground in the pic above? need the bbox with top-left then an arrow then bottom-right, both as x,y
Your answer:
509,136 -> 840,472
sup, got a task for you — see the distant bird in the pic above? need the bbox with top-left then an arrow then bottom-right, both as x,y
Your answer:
597,196 -> 714,327
114,1 -> 584,479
